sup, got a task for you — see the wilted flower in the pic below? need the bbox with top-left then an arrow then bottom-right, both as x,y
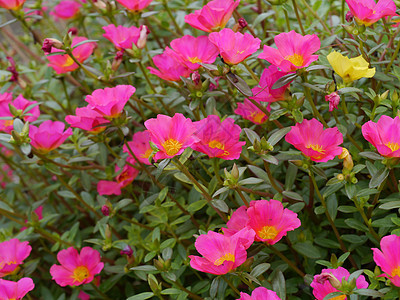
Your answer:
102,24 -> 141,51
192,115 -> 246,160
120,245 -> 133,257
148,51 -> 192,82
372,234 -> 400,286
238,287 -> 281,300
285,118 -> 343,162
362,115 -> 400,157
0,239 -> 32,277
50,0 -> 82,20
50,247 -> 104,287
29,120 -> 73,154
0,0 -> 25,10
189,228 -> 255,275
42,38 -> 63,55
115,0 -> 152,11
209,28 -> 261,65
327,51 -> 375,83
325,91 -> 340,111
235,99 -> 269,125
185,0 -> 240,32
345,0 -> 397,26
259,30 -> 320,72
311,267 -> 368,300
144,113 -> 199,160
123,131 -> 153,165
0,278 -> 34,299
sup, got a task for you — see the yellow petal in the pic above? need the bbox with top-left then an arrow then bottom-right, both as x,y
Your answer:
327,51 -> 350,79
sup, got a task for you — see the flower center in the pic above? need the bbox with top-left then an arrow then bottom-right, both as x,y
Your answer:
307,144 -> 325,154
162,139 -> 182,156
72,266 -> 90,282
3,119 -> 13,127
141,149 -> 153,159
250,111 -> 266,124
63,55 -> 75,67
285,53 -> 304,67
209,140 -> 224,150
188,57 -> 202,64
392,266 -> 400,277
385,142 -> 400,152
117,170 -> 131,184
214,253 -> 235,266
330,296 -> 346,300
258,225 -> 278,240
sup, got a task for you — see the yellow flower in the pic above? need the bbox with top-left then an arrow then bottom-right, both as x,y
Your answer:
327,51 -> 375,83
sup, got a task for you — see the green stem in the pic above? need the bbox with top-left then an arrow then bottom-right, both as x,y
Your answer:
353,197 -> 380,241
235,188 -> 249,207
291,0 -> 305,35
302,75 -> 328,127
269,245 -> 305,277
162,0 -> 183,35
222,276 -> 240,297
242,61 -> 259,83
283,9 -> 291,31
263,161 -> 283,193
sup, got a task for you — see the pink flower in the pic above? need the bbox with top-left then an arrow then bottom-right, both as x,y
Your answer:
123,131 -> 153,165
223,200 -> 301,245
189,228 -> 255,275
102,24 -> 140,50
50,0 -> 81,20
97,159 -> 139,196
192,115 -> 246,160
311,267 -> 368,300
251,65 -> 292,102
209,28 -> 261,65
148,51 -> 192,82
169,35 -> 219,71
50,247 -> 104,287
362,115 -> 400,158
29,120 -> 73,154
78,291 -> 91,300
325,92 -> 340,112
0,93 -> 12,103
0,0 -> 25,10
346,0 -> 397,26
235,99 -> 269,124
238,287 -> 281,300
47,36 -> 96,74
259,31 -> 320,72
185,0 -> 240,32
0,278 -> 34,299
115,0 -> 152,11
84,85 -> 135,118
285,118 -> 343,162
65,107 -> 108,134
372,234 -> 400,286
0,239 -> 32,277
0,95 -> 40,133
144,113 -> 199,160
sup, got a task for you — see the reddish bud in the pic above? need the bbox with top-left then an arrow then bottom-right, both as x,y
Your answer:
192,71 -> 201,86
6,57 -> 18,82
120,245 -> 133,257
137,25 -> 149,49
68,27 -> 78,36
101,205 -> 110,216
238,18 -> 248,29
346,11 -> 354,22
42,38 -> 63,55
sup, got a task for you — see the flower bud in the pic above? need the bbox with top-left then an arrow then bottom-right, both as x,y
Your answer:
345,11 -> 354,22
68,27 -> 78,36
42,38 -> 63,55
192,71 -> 201,86
315,272 -> 342,290
101,205 -> 110,216
325,91 -> 340,112
339,148 -> 354,171
120,245 -> 133,257
112,51 -> 124,71
137,25 -> 149,49
238,18 -> 248,29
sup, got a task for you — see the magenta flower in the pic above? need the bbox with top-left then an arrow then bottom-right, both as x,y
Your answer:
169,35 -> 219,70
0,278 -> 34,299
234,99 -> 269,125
84,85 -> 136,119
372,234 -> 400,286
50,0 -> 81,20
115,0 -> 152,11
311,267 -> 368,300
251,65 -> 292,102
102,24 -> 141,50
0,0 -> 25,10
97,159 -> 139,196
0,95 -> 40,133
29,120 -> 73,154
123,131 -> 153,165
0,93 -> 12,103
346,0 -> 397,26
325,92 -> 340,112
189,228 -> 255,275
65,107 -> 108,134
47,36 -> 96,74
285,118 -> 343,162
238,287 -> 281,300
362,115 -> 400,158
50,247 -> 104,287
259,31 -> 320,72
0,239 -> 32,277
223,200 -> 301,245
148,51 -> 192,82
192,115 -> 246,160
185,0 -> 240,32
209,28 -> 261,65
144,113 -> 199,160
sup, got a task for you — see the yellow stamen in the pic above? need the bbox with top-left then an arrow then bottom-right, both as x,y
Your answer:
189,57 -> 202,64
214,253 -> 235,266
162,139 -> 182,156
386,142 -> 400,152
392,266 -> 400,277
285,53 -> 304,67
72,266 -> 90,282
307,144 -> 326,154
209,140 -> 224,150
258,225 -> 278,240
63,55 -> 75,67
330,296 -> 346,300
3,120 -> 13,127
250,111 -> 266,124
141,149 -> 153,159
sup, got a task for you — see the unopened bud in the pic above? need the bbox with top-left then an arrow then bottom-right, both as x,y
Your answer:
112,51 -> 124,71
120,245 -> 133,257
94,0 -> 107,9
380,90 -> 389,101
192,71 -> 201,86
42,38 -> 63,54
339,148 -> 354,171
315,273 -> 342,290
137,25 -> 149,49
68,27 -> 78,36
101,205 -> 110,216
337,174 -> 345,181
345,11 -> 354,22
231,163 -> 239,180
238,18 -> 248,29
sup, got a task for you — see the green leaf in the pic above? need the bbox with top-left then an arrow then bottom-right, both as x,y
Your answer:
359,151 -> 383,160
369,167 -> 389,188
226,72 -> 252,97
272,73 -> 297,89
243,128 -> 261,144
354,289 -> 384,298
250,263 -> 270,278
187,200 -> 208,213
127,292 -> 155,300
293,242 -> 321,258
323,292 -> 345,300
268,127 -> 291,146
71,39 -> 98,49
282,191 -> 303,202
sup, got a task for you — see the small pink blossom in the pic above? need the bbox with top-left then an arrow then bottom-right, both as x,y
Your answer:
123,131 -> 153,165
259,30 -> 320,72
189,228 -> 255,275
238,287 -> 281,300
192,115 -> 246,160
50,0 -> 82,20
209,28 -> 261,65
325,92 -> 340,112
0,0 -> 25,10
144,113 -> 199,160
29,120 -> 73,154
185,0 -> 240,32
65,107 -> 108,134
235,99 -> 269,125
102,24 -> 141,50
285,118 -> 343,162
372,234 -> 400,286
115,0 -> 152,11
148,51 -> 192,82
0,239 -> 32,277
0,278 -> 34,299
346,0 -> 398,26
50,247 -> 104,287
